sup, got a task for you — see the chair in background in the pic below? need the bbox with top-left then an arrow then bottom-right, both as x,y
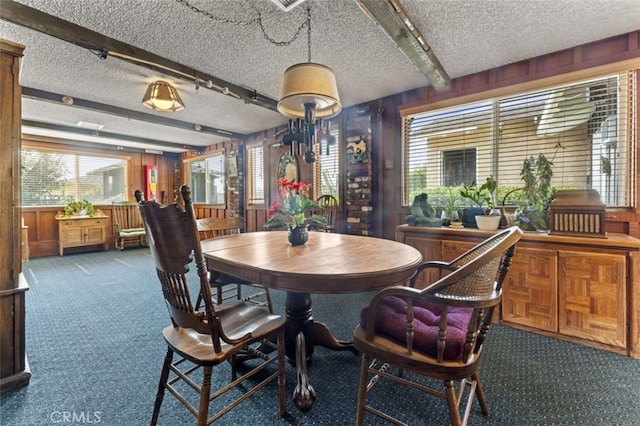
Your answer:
112,201 -> 146,250
353,226 -> 522,426
136,186 -> 286,425
310,194 -> 338,232
195,216 -> 273,312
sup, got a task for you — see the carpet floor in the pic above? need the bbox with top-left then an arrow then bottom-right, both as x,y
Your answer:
1,247 -> 639,425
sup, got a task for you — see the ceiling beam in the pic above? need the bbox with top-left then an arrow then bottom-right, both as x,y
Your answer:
22,87 -> 245,140
22,119 -> 205,153
0,0 -> 279,111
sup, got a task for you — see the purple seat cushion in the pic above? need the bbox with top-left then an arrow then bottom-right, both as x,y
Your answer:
360,296 -> 473,360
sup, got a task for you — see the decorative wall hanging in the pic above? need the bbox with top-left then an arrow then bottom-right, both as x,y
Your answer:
346,135 -> 368,164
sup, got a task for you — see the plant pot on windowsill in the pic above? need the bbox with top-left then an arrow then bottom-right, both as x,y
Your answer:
475,214 -> 501,231
460,176 -> 500,229
461,207 -> 484,228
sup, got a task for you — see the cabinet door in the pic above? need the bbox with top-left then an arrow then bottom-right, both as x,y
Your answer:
404,236 -> 441,288
502,246 -> 558,332
441,240 -> 478,262
559,250 -> 626,348
85,220 -> 106,244
62,225 -> 84,246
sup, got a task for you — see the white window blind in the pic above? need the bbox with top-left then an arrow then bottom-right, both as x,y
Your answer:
185,151 -> 225,204
248,144 -> 265,205
404,101 -> 493,205
21,148 -> 127,206
313,128 -> 340,201
403,72 -> 631,208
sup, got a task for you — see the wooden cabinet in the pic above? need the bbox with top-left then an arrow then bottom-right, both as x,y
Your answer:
558,250 -> 627,347
404,236 -> 441,287
0,39 -> 29,393
56,215 -> 108,256
502,245 -> 557,332
396,224 -> 640,358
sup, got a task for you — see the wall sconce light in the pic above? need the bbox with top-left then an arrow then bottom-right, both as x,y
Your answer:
142,80 -> 185,112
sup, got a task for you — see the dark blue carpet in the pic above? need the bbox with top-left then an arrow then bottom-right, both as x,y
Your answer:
2,248 -> 639,425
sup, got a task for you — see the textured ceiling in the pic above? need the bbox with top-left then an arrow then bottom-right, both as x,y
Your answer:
1,0 -> 639,153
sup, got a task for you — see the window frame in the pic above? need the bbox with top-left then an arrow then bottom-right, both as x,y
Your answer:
246,141 -> 266,208
183,149 -> 227,206
21,140 -> 131,207
312,123 -> 342,203
401,69 -> 636,209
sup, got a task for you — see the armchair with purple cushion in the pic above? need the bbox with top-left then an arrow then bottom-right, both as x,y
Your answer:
353,226 -> 522,426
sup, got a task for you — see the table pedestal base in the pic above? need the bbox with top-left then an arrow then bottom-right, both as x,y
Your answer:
285,291 -> 358,410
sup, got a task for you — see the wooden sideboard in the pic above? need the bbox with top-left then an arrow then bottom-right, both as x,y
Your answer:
396,224 -> 640,359
56,215 -> 109,256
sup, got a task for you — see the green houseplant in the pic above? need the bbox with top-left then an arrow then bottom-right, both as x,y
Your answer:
459,176 -> 498,213
504,151 -> 557,231
460,176 -> 501,230
63,200 -> 95,217
438,186 -> 462,226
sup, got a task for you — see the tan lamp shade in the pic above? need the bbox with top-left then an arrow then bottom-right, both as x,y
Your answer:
142,80 -> 185,112
277,63 -> 341,119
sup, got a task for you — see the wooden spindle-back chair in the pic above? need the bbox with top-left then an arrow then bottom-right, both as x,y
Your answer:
310,194 -> 338,232
112,201 -> 146,250
136,186 -> 286,425
195,216 -> 273,312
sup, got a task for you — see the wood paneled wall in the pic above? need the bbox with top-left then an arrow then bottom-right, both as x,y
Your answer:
375,31 -> 640,241
21,139 -> 178,257
20,31 -> 640,256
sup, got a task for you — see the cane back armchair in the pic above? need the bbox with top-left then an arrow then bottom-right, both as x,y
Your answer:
353,226 -> 522,426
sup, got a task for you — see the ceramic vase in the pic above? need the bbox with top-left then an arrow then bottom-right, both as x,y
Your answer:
288,225 -> 309,246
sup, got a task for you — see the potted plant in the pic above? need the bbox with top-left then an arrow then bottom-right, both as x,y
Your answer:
438,187 -> 462,227
265,178 -> 326,245
504,152 -> 557,231
460,176 -> 501,230
63,200 -> 95,217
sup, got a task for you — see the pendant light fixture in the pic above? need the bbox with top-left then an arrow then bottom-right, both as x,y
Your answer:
142,80 -> 185,112
278,7 -> 341,163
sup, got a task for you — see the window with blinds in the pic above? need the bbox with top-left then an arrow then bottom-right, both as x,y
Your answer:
313,128 -> 340,202
185,152 -> 226,204
21,148 -> 128,206
403,72 -> 631,208
247,144 -> 265,205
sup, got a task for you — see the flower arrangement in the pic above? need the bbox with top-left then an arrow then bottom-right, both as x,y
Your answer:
265,179 -> 327,230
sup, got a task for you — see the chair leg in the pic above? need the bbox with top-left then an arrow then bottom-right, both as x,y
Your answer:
215,284 -> 223,305
197,366 -> 213,426
277,329 -> 286,416
151,348 -> 173,426
472,372 -> 489,416
444,380 -> 462,426
265,288 -> 274,314
355,354 -> 370,426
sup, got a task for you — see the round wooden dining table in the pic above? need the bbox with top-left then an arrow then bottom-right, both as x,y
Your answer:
201,231 -> 422,410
